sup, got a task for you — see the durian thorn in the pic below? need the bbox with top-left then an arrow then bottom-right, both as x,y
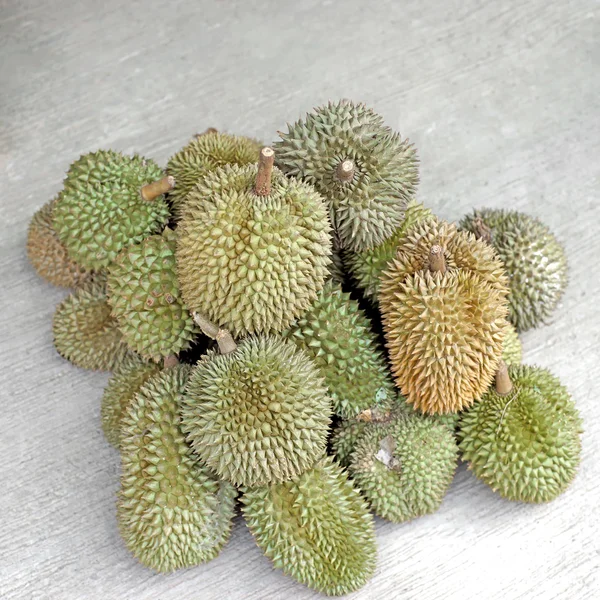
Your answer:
140,176 -> 175,202
196,127 -> 218,137
495,360 -> 513,395
335,159 -> 355,183
255,147 -> 275,196
472,216 -> 492,244
163,355 -> 179,369
216,329 -> 237,354
429,244 -> 446,274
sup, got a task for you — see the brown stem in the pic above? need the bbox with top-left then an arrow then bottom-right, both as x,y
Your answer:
429,244 -> 446,274
215,329 -> 237,354
192,312 -> 237,354
163,355 -> 179,369
335,159 -> 355,183
196,127 -> 218,137
254,147 -> 275,196
472,216 -> 492,244
140,176 -> 175,202
495,360 -> 513,395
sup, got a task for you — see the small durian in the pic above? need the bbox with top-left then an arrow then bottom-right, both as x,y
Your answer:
100,353 -> 161,448
27,197 -> 93,288
379,218 -> 510,414
166,130 -> 261,215
502,322 -> 522,366
241,457 -> 377,596
118,365 -> 237,572
181,336 -> 332,487
53,151 -> 171,270
274,99 -> 419,251
460,209 -> 568,331
344,200 -> 434,302
176,148 -> 332,337
53,278 -> 130,371
458,363 -> 582,503
350,414 -> 458,522
282,281 -> 395,419
107,228 -> 198,361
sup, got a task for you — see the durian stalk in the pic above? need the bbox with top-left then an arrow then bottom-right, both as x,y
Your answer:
471,216 -> 493,244
196,127 -> 218,137
335,159 -> 355,183
495,360 -> 513,395
140,176 -> 176,202
163,355 -> 179,369
192,312 -> 237,354
429,244 -> 446,274
255,147 -> 275,196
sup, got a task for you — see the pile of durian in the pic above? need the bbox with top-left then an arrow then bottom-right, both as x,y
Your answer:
27,100 -> 582,596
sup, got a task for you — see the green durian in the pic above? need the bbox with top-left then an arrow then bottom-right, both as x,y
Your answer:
53,151 -> 170,270
181,336 -> 332,487
53,278 -> 130,371
176,154 -> 332,337
107,228 -> 198,361
241,457 -> 377,596
350,414 -> 458,522
27,197 -> 94,288
118,365 -> 237,573
502,322 -> 522,366
166,130 -> 262,215
274,99 -> 419,252
459,209 -> 568,332
282,281 -> 395,419
344,200 -> 434,302
331,419 -> 368,468
458,363 -> 582,503
380,218 -> 510,414
100,353 -> 161,448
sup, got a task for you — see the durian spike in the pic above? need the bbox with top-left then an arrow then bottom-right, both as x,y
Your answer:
471,216 -> 492,244
163,355 -> 179,369
495,360 -> 513,395
192,312 -> 237,354
335,159 -> 355,183
140,176 -> 176,202
196,127 -> 218,137
428,244 -> 447,274
255,147 -> 275,196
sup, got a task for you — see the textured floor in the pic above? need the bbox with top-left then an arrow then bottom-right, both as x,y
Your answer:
1,1 -> 599,598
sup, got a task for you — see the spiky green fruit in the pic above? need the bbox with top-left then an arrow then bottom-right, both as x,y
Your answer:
118,365 -> 237,573
350,415 -> 458,522
502,323 -> 522,366
380,218 -> 510,414
53,151 -> 170,270
282,281 -> 394,419
181,336 -> 332,487
344,200 -> 434,302
459,209 -> 568,332
331,420 -> 368,468
274,99 -> 419,252
166,131 -> 261,214
100,354 -> 161,448
458,364 -> 582,503
107,229 -> 198,361
53,279 -> 129,371
241,457 -> 377,596
176,163 -> 332,336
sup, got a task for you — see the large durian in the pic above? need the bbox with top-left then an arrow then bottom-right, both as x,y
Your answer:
181,336 -> 332,487
27,197 -> 93,288
282,281 -> 395,419
241,457 -> 377,596
458,363 -> 582,503
53,278 -> 130,371
166,130 -> 261,215
118,365 -> 237,572
176,148 -> 332,336
53,151 -> 171,270
274,99 -> 419,252
379,218 -> 510,414
107,228 -> 198,361
460,209 -> 568,331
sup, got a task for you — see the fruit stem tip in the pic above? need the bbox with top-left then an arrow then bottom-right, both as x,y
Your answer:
335,159 -> 355,183
429,244 -> 446,274
495,360 -> 513,395
255,147 -> 275,196
140,176 -> 175,202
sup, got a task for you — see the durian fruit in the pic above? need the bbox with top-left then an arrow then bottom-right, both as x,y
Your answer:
331,419 -> 368,468
241,456 -> 377,596
26,197 -> 93,288
344,200 -> 434,303
166,130 -> 262,215
53,151 -> 171,270
350,414 -> 458,522
502,322 -> 522,366
327,234 -> 346,285
53,278 -> 130,371
282,281 -> 395,419
274,99 -> 419,252
107,228 -> 198,361
458,362 -> 582,503
176,148 -> 332,336
118,365 -> 237,573
181,336 -> 332,487
379,218 -> 510,414
459,209 -> 568,331
100,353 -> 161,448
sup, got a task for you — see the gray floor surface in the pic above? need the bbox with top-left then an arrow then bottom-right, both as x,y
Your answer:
1,1 -> 598,598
